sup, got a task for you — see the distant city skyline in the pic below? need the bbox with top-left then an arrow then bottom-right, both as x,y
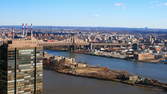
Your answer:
0,0 -> 167,29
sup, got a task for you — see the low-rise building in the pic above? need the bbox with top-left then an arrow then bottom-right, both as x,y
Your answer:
129,76 -> 139,82
135,53 -> 155,61
77,63 -> 87,68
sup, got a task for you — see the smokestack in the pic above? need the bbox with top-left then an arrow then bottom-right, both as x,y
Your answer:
30,24 -> 33,38
22,23 -> 25,37
12,28 -> 15,39
25,24 -> 28,37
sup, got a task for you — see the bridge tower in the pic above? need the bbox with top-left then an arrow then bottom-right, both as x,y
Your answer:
69,33 -> 76,52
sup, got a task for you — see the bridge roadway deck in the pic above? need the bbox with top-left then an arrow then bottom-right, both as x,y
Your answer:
39,42 -> 130,47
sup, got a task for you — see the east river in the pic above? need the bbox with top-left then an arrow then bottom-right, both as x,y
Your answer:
44,50 -> 167,94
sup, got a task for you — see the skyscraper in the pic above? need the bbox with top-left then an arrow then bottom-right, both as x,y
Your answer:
0,39 -> 43,94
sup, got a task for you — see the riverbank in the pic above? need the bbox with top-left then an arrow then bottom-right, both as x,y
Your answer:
86,53 -> 165,64
73,50 -> 167,64
46,49 -> 167,64
43,53 -> 167,91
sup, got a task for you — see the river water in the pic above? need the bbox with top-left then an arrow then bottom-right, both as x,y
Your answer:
44,50 -> 167,94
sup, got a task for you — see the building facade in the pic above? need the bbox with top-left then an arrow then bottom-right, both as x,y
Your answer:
0,40 -> 43,94
135,53 -> 155,61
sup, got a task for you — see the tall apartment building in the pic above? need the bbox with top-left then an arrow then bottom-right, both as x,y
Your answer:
0,39 -> 43,94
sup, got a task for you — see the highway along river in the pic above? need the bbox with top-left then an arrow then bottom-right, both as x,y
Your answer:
44,50 -> 167,94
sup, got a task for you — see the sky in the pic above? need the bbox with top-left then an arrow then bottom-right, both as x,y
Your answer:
0,0 -> 167,28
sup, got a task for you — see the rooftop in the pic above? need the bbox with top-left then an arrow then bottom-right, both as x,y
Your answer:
0,39 -> 42,49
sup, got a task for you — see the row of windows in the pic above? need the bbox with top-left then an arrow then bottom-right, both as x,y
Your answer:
1,47 -> 43,94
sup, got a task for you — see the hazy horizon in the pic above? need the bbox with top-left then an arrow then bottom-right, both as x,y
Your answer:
0,0 -> 167,28
1,25 -> 167,30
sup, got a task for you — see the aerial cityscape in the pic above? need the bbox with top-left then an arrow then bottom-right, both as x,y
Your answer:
0,0 -> 167,94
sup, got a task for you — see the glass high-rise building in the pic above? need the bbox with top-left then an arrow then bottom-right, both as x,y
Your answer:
0,39 -> 43,94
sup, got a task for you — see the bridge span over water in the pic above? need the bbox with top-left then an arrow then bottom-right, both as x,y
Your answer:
39,37 -> 130,47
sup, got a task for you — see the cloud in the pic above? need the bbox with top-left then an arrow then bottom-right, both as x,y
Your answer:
163,2 -> 167,6
114,2 -> 124,7
158,2 -> 167,7
113,2 -> 127,9
150,1 -> 167,8
92,14 -> 100,17
94,14 -> 100,17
